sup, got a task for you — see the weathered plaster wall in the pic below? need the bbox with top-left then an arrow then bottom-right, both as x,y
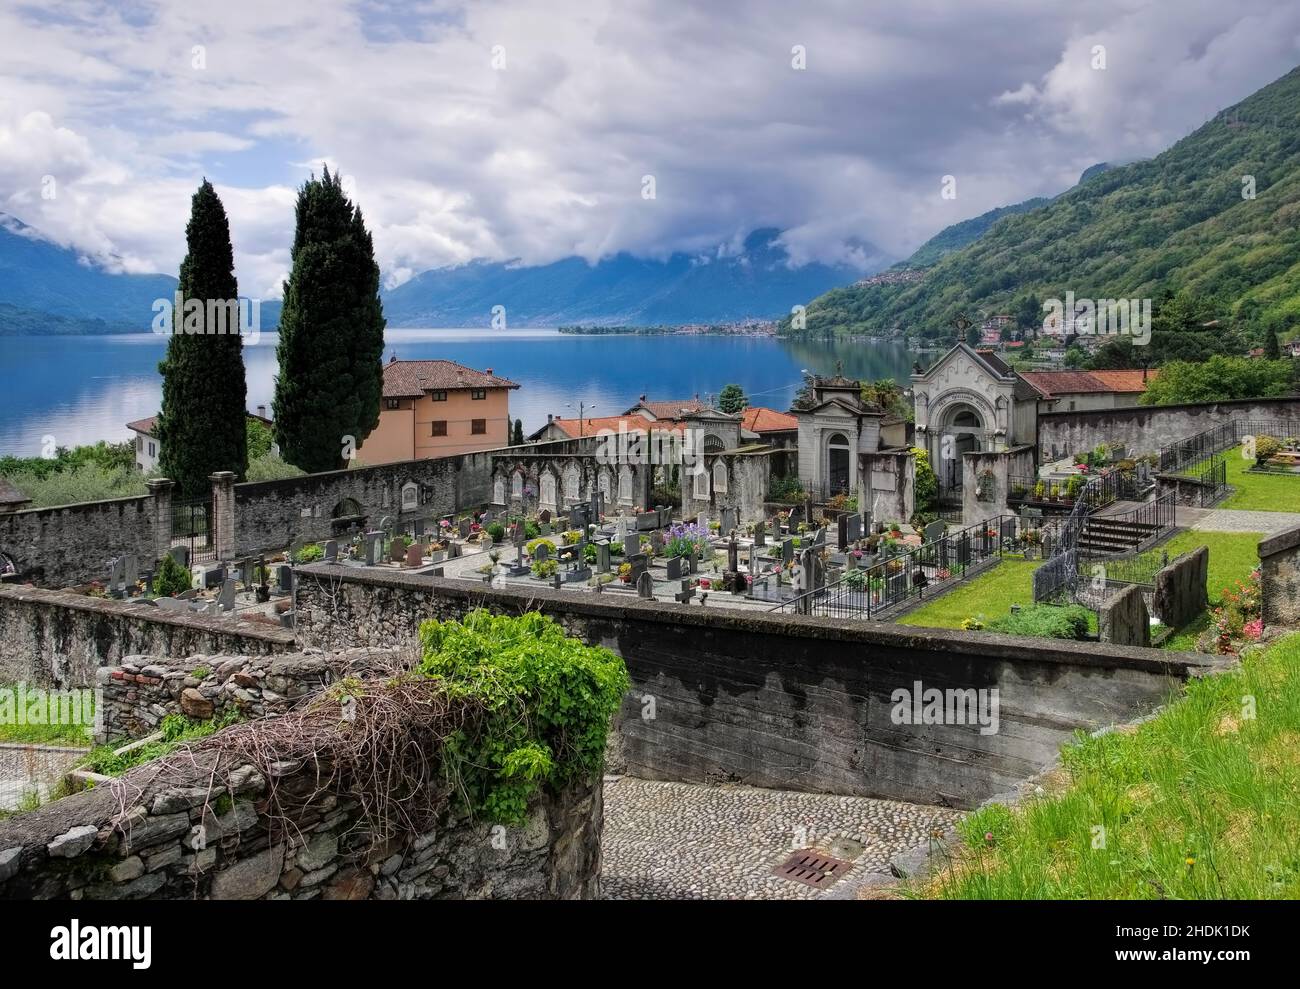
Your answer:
861,450 -> 915,523
0,585 -> 295,689
680,452 -> 771,525
1038,398 -> 1300,461
292,565 -> 1217,810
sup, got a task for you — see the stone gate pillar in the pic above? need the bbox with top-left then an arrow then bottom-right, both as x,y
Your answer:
209,471 -> 237,562
145,477 -> 174,563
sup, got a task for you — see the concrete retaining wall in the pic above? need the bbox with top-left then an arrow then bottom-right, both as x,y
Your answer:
292,565 -> 1218,809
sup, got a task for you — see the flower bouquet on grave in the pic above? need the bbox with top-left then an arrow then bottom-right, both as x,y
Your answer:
935,566 -> 952,580
699,578 -> 712,590
618,562 -> 633,584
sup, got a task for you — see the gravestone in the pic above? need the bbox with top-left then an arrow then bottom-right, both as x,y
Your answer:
623,534 -> 641,559
770,520 -> 781,542
666,556 -> 684,581
781,538 -> 794,565
324,540 -> 338,563
203,564 -> 225,590
168,545 -> 190,569
413,519 -> 425,539
406,545 -> 424,568
811,527 -> 827,548
533,543 -> 550,563
957,532 -> 971,567
649,530 -> 664,555
1001,517 -> 1018,542
628,552 -> 649,585
637,571 -> 654,599
754,524 -> 766,547
686,551 -> 699,575
389,536 -> 407,563
924,520 -> 946,544
481,510 -> 494,527
363,531 -> 382,566
539,509 -> 552,524
569,506 -> 588,529
636,511 -> 659,532
217,577 -> 237,612
674,580 -> 695,605
276,565 -> 293,594
727,539 -> 739,574
539,521 -> 552,536
446,542 -> 461,559
106,557 -> 125,597
122,555 -> 138,594
720,508 -> 737,534
239,557 -> 256,588
596,541 -> 611,574
748,545 -> 758,575
788,505 -> 804,526
458,518 -> 472,540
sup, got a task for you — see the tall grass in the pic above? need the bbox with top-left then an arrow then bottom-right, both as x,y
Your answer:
923,633 -> 1300,899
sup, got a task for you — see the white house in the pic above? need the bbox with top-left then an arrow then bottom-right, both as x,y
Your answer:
127,406 -> 275,473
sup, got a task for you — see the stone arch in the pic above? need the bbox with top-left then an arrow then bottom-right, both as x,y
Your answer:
493,475 -> 506,505
825,431 -> 852,496
618,465 -> 633,504
539,468 -> 558,511
703,433 -> 726,455
331,497 -> 363,519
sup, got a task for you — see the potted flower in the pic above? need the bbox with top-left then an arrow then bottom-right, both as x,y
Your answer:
618,562 -> 633,583
1033,480 -> 1046,501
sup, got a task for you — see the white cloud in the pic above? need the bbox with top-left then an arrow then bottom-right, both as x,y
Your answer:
0,0 -> 1298,296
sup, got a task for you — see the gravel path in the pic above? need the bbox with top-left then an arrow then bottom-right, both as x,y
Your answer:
1188,509 -> 1300,534
600,776 -> 962,900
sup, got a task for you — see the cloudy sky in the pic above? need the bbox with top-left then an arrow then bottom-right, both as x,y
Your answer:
2,0 -> 1300,298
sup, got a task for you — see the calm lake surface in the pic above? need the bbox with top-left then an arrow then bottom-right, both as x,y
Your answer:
0,329 -> 919,457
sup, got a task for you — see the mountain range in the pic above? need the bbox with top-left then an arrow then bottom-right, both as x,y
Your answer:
0,219 -> 879,334
783,63 -> 1300,341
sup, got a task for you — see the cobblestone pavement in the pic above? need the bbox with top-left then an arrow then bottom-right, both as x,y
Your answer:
1185,508 -> 1300,534
600,776 -> 962,900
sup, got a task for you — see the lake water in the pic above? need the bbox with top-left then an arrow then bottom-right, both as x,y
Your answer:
0,329 -> 918,457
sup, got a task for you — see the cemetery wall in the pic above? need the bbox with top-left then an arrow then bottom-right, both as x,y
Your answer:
862,450 -> 915,523
1259,524 -> 1300,628
680,451 -> 771,525
1038,398 -> 1300,461
0,585 -> 295,690
292,565 -> 1217,809
95,647 -> 403,743
232,450 -> 498,555
0,491 -> 166,589
1099,584 -> 1151,647
961,446 -> 1034,526
0,730 -> 602,900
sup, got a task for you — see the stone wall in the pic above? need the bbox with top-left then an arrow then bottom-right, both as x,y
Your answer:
232,449 -> 499,556
680,451 -> 772,526
0,585 -> 295,690
292,565 -> 1219,809
0,483 -> 173,589
0,738 -> 602,900
961,446 -> 1035,526
1100,584 -> 1151,647
1038,398 -> 1300,461
1259,524 -> 1300,628
861,450 -> 915,523
1151,546 -> 1209,629
95,647 -> 404,742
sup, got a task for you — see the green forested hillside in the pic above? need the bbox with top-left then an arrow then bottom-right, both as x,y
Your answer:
785,65 -> 1300,344
903,197 -> 1051,268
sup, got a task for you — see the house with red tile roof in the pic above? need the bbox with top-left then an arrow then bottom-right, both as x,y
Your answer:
1019,368 -> 1157,412
355,358 -> 519,464
126,408 -> 274,473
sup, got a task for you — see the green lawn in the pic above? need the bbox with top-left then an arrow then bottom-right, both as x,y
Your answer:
922,631 -> 1300,899
897,559 -> 1040,630
1156,530 -> 1261,651
0,685 -> 96,746
1186,451 -> 1300,512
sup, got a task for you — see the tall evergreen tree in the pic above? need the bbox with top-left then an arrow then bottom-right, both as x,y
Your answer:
156,180 -> 248,498
511,419 -> 524,445
1264,330 -> 1281,360
273,168 -> 385,473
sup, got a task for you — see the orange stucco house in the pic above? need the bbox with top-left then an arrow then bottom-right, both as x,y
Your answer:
356,358 -> 520,465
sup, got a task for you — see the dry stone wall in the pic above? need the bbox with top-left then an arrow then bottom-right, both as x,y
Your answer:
1260,524 -> 1300,629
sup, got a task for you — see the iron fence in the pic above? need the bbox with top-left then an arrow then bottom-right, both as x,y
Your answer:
172,498 -> 216,564
771,514 -> 1023,619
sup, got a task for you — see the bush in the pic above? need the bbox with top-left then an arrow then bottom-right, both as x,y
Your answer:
295,543 -> 324,564
531,558 -> 559,579
1255,434 -> 1282,466
987,604 -> 1091,640
2,462 -> 147,508
526,538 -> 556,557
245,452 -> 305,482
152,553 -> 193,597
416,610 -> 629,824
486,521 -> 505,543
768,475 -> 804,503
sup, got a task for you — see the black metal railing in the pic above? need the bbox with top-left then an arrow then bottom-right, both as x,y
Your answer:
1157,418 -> 1300,475
771,514 -> 1025,619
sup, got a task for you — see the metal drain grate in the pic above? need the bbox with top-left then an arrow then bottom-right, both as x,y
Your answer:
772,849 -> 853,889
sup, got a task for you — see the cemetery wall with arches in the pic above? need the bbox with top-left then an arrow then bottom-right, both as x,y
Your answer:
488,453 -> 652,516
679,451 -> 774,525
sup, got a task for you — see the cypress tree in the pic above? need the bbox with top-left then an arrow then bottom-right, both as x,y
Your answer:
156,180 -> 248,498
1264,330 -> 1281,360
512,419 -> 524,445
273,167 -> 385,472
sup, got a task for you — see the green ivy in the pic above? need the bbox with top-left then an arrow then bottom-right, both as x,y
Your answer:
416,610 -> 629,826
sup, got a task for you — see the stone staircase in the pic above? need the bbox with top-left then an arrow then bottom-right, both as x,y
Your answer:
1078,515 -> 1163,556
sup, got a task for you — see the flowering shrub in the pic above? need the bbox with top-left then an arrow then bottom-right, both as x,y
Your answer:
1210,568 -> 1262,654
665,522 -> 710,560
531,558 -> 559,579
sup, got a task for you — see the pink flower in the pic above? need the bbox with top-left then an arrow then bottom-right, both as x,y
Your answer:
1244,618 -> 1263,641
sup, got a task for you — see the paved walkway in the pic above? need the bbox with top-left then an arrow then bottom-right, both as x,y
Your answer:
1177,507 -> 1300,534
599,776 -> 961,900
